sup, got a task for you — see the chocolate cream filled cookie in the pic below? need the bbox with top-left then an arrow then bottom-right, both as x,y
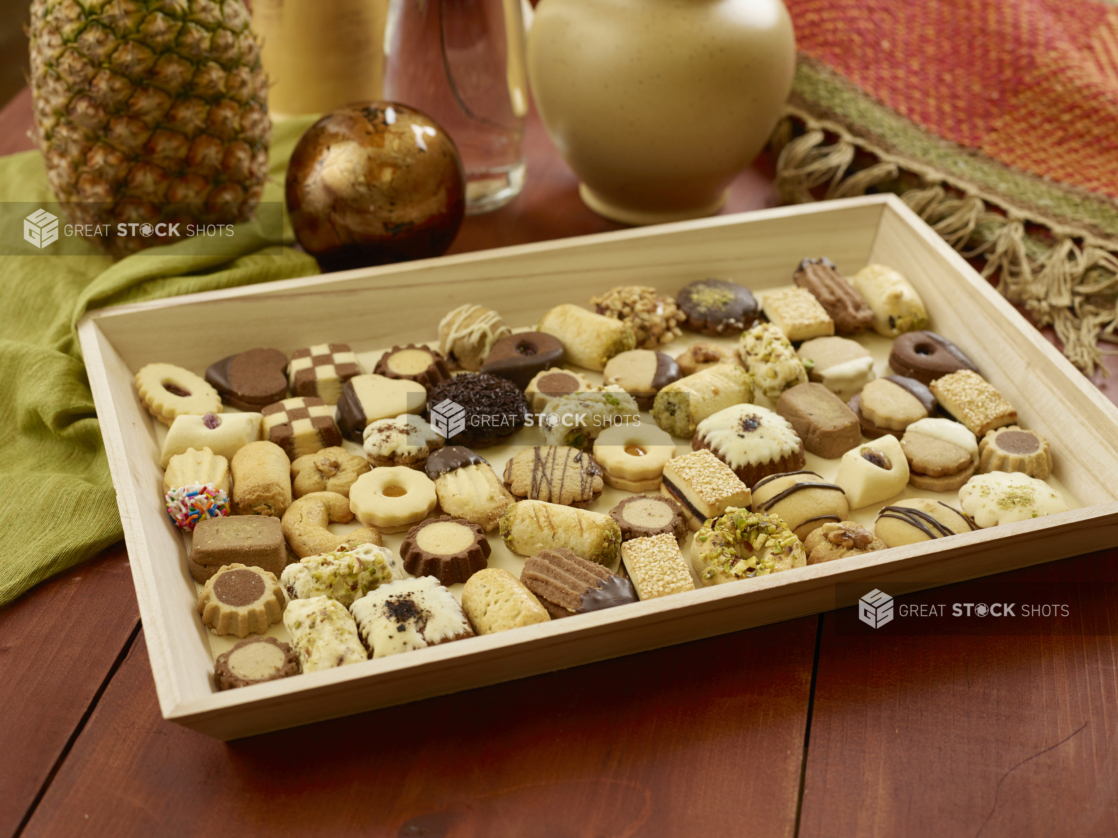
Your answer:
676,278 -> 761,335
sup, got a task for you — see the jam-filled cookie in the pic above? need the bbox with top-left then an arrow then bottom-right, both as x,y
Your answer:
834,436 -> 909,509
136,362 -> 222,426
593,423 -> 677,492
349,466 -> 438,533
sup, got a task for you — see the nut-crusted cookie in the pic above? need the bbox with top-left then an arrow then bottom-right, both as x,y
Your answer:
438,304 -> 512,371
536,303 -> 637,371
834,437 -> 910,509
521,548 -> 638,618
503,446 -> 604,507
675,342 -> 742,376
776,382 -> 861,459
284,596 -> 367,673
349,466 -> 438,533
462,568 -> 550,634
262,396 -> 343,459
205,348 -> 289,411
214,636 -> 299,691
901,418 -> 978,492
609,494 -> 687,544
931,370 -> 1018,438
425,446 -> 515,532
288,343 -> 363,404
603,349 -> 683,409
978,426 -> 1053,479
593,423 -> 677,492
692,404 -> 806,488
750,470 -> 850,542
350,577 -> 475,659
197,564 -> 285,638
280,543 -> 400,607
803,521 -> 886,564
500,500 -> 622,566
291,446 -> 370,498
281,491 -> 381,559
622,533 -> 696,599
189,515 -> 286,584
875,498 -> 976,547
363,414 -> 444,470
676,278 -> 761,335
660,449 -> 752,531
399,515 -> 490,585
889,331 -> 978,385
958,472 -> 1068,527
164,446 -> 230,494
797,336 -> 876,400
761,287 -> 835,342
336,374 -> 428,443
135,362 -> 222,426
590,285 -> 686,349
373,344 -> 451,391
850,376 -> 935,438
652,363 -> 754,438
849,264 -> 929,337
739,322 -> 809,401
692,509 -> 805,585
230,440 -> 292,517
794,257 -> 874,335
480,332 -> 565,391
525,369 -> 592,414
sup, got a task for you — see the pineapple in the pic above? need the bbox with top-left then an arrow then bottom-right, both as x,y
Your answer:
29,0 -> 271,257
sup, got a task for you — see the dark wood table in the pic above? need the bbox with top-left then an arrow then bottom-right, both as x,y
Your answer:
4,87 -> 1118,838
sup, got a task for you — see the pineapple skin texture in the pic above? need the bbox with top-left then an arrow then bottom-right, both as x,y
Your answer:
29,0 -> 271,257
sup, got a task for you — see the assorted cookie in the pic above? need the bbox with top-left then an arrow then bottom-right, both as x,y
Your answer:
739,323 -> 809,401
205,348 -> 289,411
676,278 -> 761,335
524,368 -> 592,413
540,389 -> 641,449
164,447 -> 230,494
136,362 -> 222,426
399,515 -> 491,585
775,383 -> 861,459
189,515 -> 286,584
284,596 -> 367,672
675,342 -> 741,376
750,471 -> 850,542
350,577 -> 475,659
214,637 -> 300,691
590,285 -> 686,348
978,426 -> 1052,479
198,564 -> 286,638
349,466 -> 438,533
537,303 -> 636,371
609,494 -> 688,544
888,331 -> 978,385
362,414 -> 444,470
652,363 -> 754,438
931,370 -> 1018,437
875,499 -> 975,547
803,521 -> 885,564
262,396 -> 342,459
230,440 -> 292,518
461,568 -> 550,634
480,332 -> 565,390
761,286 -> 835,342
521,547 -> 638,618
592,423 -> 677,492
900,418 -> 978,492
336,374 -> 428,442
425,446 -> 515,532
280,543 -> 398,607
500,500 -> 622,566
373,344 -> 451,391
281,491 -> 381,558
797,336 -> 876,401
288,343 -> 362,404
661,449 -> 752,531
621,533 -> 696,600
428,373 -> 529,448
503,446 -> 604,507
160,411 -> 261,468
602,349 -> 682,409
692,404 -> 806,488
958,472 -> 1068,527
793,258 -> 874,335
835,436 -> 910,509
849,264 -> 928,337
849,376 -> 936,439
692,509 -> 805,585
290,446 -> 370,498
438,304 -> 512,370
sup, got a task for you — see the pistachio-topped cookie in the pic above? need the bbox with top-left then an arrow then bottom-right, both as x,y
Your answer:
691,509 -> 805,585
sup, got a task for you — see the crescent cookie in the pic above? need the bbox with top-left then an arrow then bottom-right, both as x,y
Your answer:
135,362 -> 222,426
593,423 -> 677,492
281,491 -> 382,559
349,466 -> 438,533
958,472 -> 1068,528
692,404 -> 805,488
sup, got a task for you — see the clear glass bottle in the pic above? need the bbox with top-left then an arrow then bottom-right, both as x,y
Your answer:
384,0 -> 529,214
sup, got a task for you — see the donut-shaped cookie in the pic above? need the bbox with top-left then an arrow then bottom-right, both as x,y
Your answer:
135,362 -> 222,426
350,467 -> 438,533
593,423 -> 677,492
888,331 -> 978,386
281,491 -> 382,558
691,509 -> 805,585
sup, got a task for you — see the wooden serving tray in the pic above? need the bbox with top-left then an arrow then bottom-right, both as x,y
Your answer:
79,195 -> 1118,740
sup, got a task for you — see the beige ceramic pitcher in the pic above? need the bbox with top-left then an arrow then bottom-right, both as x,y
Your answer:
528,0 -> 796,225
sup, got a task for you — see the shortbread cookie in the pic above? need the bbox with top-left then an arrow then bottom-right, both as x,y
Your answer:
230,440 -> 292,517
959,472 -> 1068,527
164,446 -> 230,494
835,437 -> 910,509
439,304 -> 512,370
480,332 -> 565,390
280,543 -> 399,607
373,344 -> 451,392
499,500 -> 622,566
609,494 -> 687,544
425,446 -> 515,532
284,596 -> 367,672
739,323 -> 809,401
521,548 -> 637,618
525,369 -> 592,413
214,636 -> 299,691
978,426 -> 1052,479
363,414 -> 444,470
135,362 -> 222,426
692,509 -> 805,585
875,498 -> 976,547
288,343 -> 362,404
797,336 -> 875,400
622,533 -> 696,599
849,264 -> 929,337
593,423 -> 677,492
750,470 -> 850,541
776,383 -> 861,459
794,257 -> 874,335
189,515 -> 286,583
336,374 -> 427,442
692,404 -> 806,488
350,577 -> 474,659
462,568 -> 550,635
602,349 -> 682,409
399,515 -> 490,585
761,286 -> 835,341
198,564 -> 285,638
851,376 -> 935,438
931,370 -> 1018,437
889,331 -> 978,385
676,278 -> 761,335
349,466 -> 438,533
901,419 -> 977,492
429,373 -> 529,448
675,342 -> 741,376
165,483 -> 229,532
652,363 -> 754,438
537,303 -> 637,371
205,348 -> 289,411
804,521 -> 886,564
503,446 -> 604,507
540,389 -> 641,449
591,285 -> 686,348
281,491 -> 381,559
160,412 -> 262,468
291,447 -> 370,498
262,396 -> 343,459
660,449 -> 751,531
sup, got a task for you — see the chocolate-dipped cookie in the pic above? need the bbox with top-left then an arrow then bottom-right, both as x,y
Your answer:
602,349 -> 682,409
480,331 -> 565,390
214,636 -> 300,691
399,515 -> 491,585
428,373 -> 529,448
205,348 -> 289,411
336,374 -> 428,442
793,257 -> 874,335
849,375 -> 936,439
889,331 -> 978,385
373,344 -> 451,392
677,278 -> 761,335
521,547 -> 638,618
609,494 -> 687,544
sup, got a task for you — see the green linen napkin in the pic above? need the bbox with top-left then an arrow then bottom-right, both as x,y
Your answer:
0,116 -> 321,606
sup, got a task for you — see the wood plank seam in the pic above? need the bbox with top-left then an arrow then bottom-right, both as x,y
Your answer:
12,621 -> 142,838
793,615 -> 825,838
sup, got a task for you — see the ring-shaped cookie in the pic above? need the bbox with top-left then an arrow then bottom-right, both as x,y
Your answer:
281,491 -> 382,558
888,331 -> 978,385
350,466 -> 438,533
135,362 -> 222,426
593,423 -> 676,492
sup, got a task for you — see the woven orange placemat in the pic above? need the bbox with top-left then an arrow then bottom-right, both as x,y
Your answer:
773,0 -> 1118,374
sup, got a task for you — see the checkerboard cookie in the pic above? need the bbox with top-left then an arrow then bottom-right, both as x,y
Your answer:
261,396 -> 342,459
287,343 -> 363,404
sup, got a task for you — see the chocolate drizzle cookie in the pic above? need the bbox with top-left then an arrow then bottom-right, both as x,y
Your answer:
428,373 -> 529,448
503,446 -> 604,507
480,332 -> 565,390
438,304 -> 512,371
676,278 -> 761,335
399,515 -> 491,585
750,470 -> 850,541
889,331 -> 978,385
374,344 -> 451,391
875,498 -> 976,547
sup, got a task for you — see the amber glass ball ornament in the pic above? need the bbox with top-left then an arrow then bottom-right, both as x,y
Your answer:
286,103 -> 466,271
